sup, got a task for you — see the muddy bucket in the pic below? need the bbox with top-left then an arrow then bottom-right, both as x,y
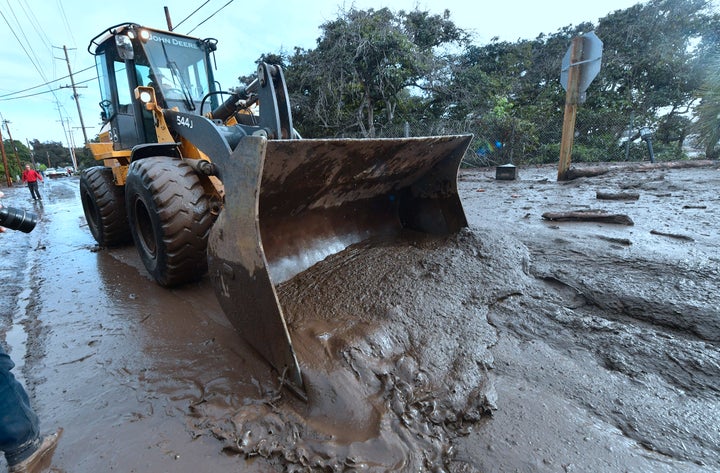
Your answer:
207,134 -> 472,394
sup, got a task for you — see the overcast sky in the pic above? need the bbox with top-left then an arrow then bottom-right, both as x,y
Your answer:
0,0 -> 663,151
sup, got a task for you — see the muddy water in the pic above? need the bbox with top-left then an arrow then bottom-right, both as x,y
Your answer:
0,163 -> 718,472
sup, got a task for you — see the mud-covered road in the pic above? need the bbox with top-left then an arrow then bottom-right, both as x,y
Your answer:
1,161 -> 718,472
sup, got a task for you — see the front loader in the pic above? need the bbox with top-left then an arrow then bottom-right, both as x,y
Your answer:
81,23 -> 472,395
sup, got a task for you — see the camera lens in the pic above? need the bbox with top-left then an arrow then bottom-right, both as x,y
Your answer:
0,206 -> 38,233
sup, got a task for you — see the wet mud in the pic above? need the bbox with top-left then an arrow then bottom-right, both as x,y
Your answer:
211,230 -> 502,471
0,161 -> 718,472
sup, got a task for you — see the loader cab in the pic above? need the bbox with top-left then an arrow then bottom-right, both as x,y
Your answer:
90,24 -> 219,150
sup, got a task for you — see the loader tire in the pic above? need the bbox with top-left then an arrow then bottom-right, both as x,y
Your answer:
80,166 -> 132,247
125,157 -> 214,287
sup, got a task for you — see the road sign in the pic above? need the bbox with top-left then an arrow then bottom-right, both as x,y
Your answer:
560,31 -> 603,93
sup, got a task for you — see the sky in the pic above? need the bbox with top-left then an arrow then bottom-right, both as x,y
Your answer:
0,0 -> 659,155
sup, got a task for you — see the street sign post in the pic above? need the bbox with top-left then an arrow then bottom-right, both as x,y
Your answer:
558,32 -> 603,180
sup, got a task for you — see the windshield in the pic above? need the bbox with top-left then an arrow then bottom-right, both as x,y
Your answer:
138,30 -> 212,111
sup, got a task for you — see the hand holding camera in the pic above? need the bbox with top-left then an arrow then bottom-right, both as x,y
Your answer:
0,191 -> 38,233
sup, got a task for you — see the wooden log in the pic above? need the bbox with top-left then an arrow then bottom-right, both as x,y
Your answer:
596,191 -> 640,201
596,235 -> 632,246
650,229 -> 695,241
542,210 -> 634,225
565,166 -> 610,180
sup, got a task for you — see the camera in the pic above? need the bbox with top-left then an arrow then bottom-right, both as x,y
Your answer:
0,206 -> 38,233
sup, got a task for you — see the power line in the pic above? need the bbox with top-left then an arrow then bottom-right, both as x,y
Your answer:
0,76 -> 96,102
3,0 -> 55,81
0,10 -> 47,85
55,0 -> 77,49
187,0 -> 235,35
18,0 -> 53,51
173,0 -> 212,31
0,65 -> 95,98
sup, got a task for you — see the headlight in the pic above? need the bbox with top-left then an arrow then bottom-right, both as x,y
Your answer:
139,90 -> 153,103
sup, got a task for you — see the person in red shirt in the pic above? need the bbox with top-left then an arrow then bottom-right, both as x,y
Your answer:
20,165 -> 43,201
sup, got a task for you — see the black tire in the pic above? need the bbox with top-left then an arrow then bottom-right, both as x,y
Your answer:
80,166 -> 132,246
125,157 -> 214,287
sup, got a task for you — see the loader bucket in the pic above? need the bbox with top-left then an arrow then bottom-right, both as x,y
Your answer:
206,134 -> 472,394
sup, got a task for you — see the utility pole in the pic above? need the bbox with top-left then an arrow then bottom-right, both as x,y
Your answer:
56,102 -> 77,171
60,45 -> 89,144
65,121 -> 79,171
0,126 -> 12,187
2,120 -> 23,169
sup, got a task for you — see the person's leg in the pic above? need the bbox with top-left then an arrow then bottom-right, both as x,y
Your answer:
0,347 -> 41,465
29,182 -> 40,200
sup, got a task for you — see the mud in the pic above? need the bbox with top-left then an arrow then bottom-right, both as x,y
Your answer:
0,161 -> 718,472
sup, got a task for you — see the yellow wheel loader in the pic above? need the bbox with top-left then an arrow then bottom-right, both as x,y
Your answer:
81,23 -> 472,395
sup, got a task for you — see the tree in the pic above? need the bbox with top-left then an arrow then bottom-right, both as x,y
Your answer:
439,0 -> 719,163
692,33 -> 720,158
693,57 -> 720,158
0,139 -> 31,182
285,7 -> 468,138
1,138 -> 30,174
593,0 -> 715,156
273,0 -> 718,163
27,140 -> 72,169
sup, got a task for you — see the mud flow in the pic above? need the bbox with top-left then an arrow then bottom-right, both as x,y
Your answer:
0,161 -> 718,472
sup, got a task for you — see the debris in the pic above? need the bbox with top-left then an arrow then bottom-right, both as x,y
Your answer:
596,235 -> 632,246
596,191 -> 640,201
650,229 -> 695,241
565,167 -> 609,180
542,210 -> 634,225
496,164 -> 518,180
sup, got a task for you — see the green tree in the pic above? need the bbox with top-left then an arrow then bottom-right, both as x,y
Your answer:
592,0 -> 716,157
440,0 -> 719,164
0,139 -> 31,180
75,146 -> 96,170
692,51 -> 720,158
28,140 -> 72,169
285,7 -> 468,138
